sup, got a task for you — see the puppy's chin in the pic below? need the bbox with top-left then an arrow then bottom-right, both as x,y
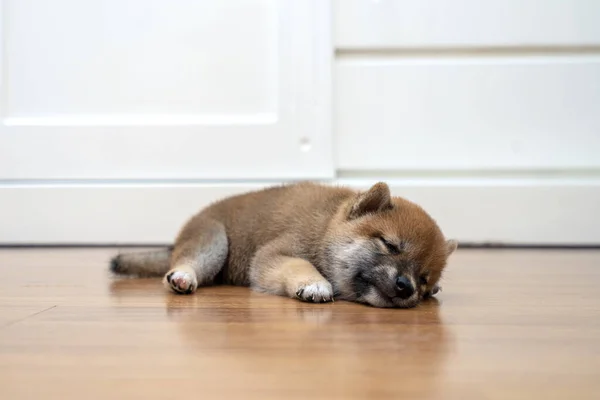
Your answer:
357,286 -> 420,309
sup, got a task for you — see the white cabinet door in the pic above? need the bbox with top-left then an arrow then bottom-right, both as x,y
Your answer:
332,0 -> 600,245
0,0 -> 332,180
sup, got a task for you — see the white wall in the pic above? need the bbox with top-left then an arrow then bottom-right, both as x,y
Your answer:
1,0 -> 599,245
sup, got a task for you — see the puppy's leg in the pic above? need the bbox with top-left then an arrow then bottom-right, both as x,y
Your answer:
164,217 -> 228,295
250,238 -> 333,303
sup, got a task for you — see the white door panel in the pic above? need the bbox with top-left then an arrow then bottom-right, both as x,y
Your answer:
0,0 -> 332,180
336,56 -> 600,170
335,0 -> 600,49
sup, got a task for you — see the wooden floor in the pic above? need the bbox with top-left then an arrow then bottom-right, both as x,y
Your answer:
0,248 -> 599,399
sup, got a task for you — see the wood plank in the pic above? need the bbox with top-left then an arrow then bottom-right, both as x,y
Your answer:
0,248 -> 599,399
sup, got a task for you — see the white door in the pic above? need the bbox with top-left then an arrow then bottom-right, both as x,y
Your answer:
0,0 -> 332,181
333,0 -> 600,245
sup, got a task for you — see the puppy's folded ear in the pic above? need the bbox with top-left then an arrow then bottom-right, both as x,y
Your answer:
446,239 -> 458,256
348,182 -> 392,219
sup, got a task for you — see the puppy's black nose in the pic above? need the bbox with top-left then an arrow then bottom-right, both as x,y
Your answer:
395,276 -> 415,299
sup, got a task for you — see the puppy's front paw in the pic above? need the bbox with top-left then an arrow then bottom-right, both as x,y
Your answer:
296,281 -> 334,303
164,270 -> 198,294
423,284 -> 441,299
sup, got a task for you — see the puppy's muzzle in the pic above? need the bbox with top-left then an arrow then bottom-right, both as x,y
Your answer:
395,276 -> 415,300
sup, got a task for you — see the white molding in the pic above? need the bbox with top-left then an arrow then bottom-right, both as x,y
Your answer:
1,178 -> 599,245
3,114 -> 278,127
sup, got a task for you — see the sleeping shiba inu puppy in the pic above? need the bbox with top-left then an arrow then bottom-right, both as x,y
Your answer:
110,182 -> 457,308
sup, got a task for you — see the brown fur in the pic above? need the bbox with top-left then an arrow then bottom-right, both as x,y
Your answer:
111,182 -> 457,308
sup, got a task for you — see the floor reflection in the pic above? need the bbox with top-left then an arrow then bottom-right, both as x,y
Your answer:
110,281 -> 454,399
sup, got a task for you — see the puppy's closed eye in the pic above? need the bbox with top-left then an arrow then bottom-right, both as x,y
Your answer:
377,237 -> 402,255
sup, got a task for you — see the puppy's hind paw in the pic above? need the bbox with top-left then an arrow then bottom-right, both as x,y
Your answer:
295,281 -> 334,303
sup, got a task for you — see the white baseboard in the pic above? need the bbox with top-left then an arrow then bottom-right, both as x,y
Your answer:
1,178 -> 599,245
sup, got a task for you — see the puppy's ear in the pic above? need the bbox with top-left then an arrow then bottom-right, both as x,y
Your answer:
349,182 -> 392,219
446,239 -> 458,256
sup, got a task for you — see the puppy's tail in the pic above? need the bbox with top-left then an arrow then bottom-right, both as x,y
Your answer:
110,248 -> 172,277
